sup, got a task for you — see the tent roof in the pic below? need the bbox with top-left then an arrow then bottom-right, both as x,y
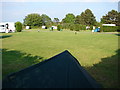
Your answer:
2,50 -> 102,88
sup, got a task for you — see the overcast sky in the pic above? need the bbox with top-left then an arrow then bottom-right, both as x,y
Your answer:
1,0 -> 119,23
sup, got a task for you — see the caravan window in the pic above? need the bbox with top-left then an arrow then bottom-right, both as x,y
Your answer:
0,25 -> 5,27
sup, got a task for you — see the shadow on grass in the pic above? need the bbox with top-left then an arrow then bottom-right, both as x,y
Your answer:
2,49 -> 45,79
114,34 -> 120,36
84,49 -> 120,88
0,35 -> 12,39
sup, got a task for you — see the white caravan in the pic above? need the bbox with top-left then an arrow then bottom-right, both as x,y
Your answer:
102,24 -> 116,26
0,22 -> 15,33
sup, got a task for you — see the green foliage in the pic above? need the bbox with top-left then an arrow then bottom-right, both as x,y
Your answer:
95,22 -> 102,27
62,13 -> 75,23
23,13 -> 42,27
118,13 -> 120,26
57,25 -> 62,31
79,25 -> 86,30
61,23 -> 71,29
41,14 -> 52,26
70,24 -> 74,31
74,24 -> 80,31
75,9 -> 96,25
23,13 -> 53,29
75,15 -> 81,24
74,24 -> 86,31
62,23 -> 86,31
15,22 -> 22,32
53,18 -> 59,23
102,26 -> 118,32
83,9 -> 96,25
101,10 -> 119,26
89,25 -> 93,30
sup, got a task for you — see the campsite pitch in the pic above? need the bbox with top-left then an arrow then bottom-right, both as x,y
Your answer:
1,30 -> 119,88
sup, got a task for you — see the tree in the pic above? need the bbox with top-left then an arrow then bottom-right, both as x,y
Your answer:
15,21 -> 22,32
23,13 -> 42,27
75,15 -> 81,24
53,18 -> 59,24
41,14 -> 52,26
75,9 -> 96,25
62,13 -> 75,23
83,9 -> 96,25
79,12 -> 86,25
118,12 -> 120,26
101,10 -> 118,25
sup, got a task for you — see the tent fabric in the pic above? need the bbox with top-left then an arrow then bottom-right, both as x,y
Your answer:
2,50 -> 102,88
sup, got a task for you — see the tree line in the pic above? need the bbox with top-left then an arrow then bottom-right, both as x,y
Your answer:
23,9 -> 120,28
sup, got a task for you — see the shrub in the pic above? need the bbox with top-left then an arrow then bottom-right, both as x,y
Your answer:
57,25 -> 62,31
90,25 -> 93,30
102,26 -> 118,32
70,24 -> 75,31
79,25 -> 86,30
15,22 -> 23,32
74,24 -> 80,31
117,26 -> 120,32
61,23 -> 71,29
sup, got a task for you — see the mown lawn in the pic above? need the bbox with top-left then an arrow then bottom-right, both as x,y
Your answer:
1,30 -> 119,88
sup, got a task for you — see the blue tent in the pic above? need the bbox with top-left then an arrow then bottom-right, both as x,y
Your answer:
94,28 -> 100,32
2,50 -> 102,88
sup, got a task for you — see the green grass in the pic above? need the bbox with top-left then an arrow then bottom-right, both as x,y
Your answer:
1,30 -> 119,88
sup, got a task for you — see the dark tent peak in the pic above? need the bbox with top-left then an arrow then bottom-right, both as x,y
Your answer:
2,50 -> 102,88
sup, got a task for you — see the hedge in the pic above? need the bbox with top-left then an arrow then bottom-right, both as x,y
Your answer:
70,24 -> 74,31
79,25 -> 86,30
69,24 -> 87,31
102,26 -> 119,32
61,23 -> 71,29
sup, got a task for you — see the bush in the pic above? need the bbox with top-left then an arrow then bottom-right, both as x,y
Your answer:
70,24 -> 74,31
102,26 -> 118,32
15,22 -> 23,32
69,24 -> 87,31
62,23 -> 87,31
57,25 -> 62,31
74,24 -> 80,31
90,25 -> 93,30
61,23 -> 71,29
79,25 -> 86,30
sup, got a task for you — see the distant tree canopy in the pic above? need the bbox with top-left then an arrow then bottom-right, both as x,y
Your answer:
101,10 -> 119,26
41,14 -> 52,26
23,13 -> 52,27
23,13 -> 42,26
75,9 -> 96,25
62,13 -> 75,23
53,18 -> 59,23
23,9 -> 119,28
62,9 -> 96,26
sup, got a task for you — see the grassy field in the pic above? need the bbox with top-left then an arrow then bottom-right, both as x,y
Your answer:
1,30 -> 119,88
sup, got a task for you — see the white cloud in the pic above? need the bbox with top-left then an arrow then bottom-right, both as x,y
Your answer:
1,0 -> 119,2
